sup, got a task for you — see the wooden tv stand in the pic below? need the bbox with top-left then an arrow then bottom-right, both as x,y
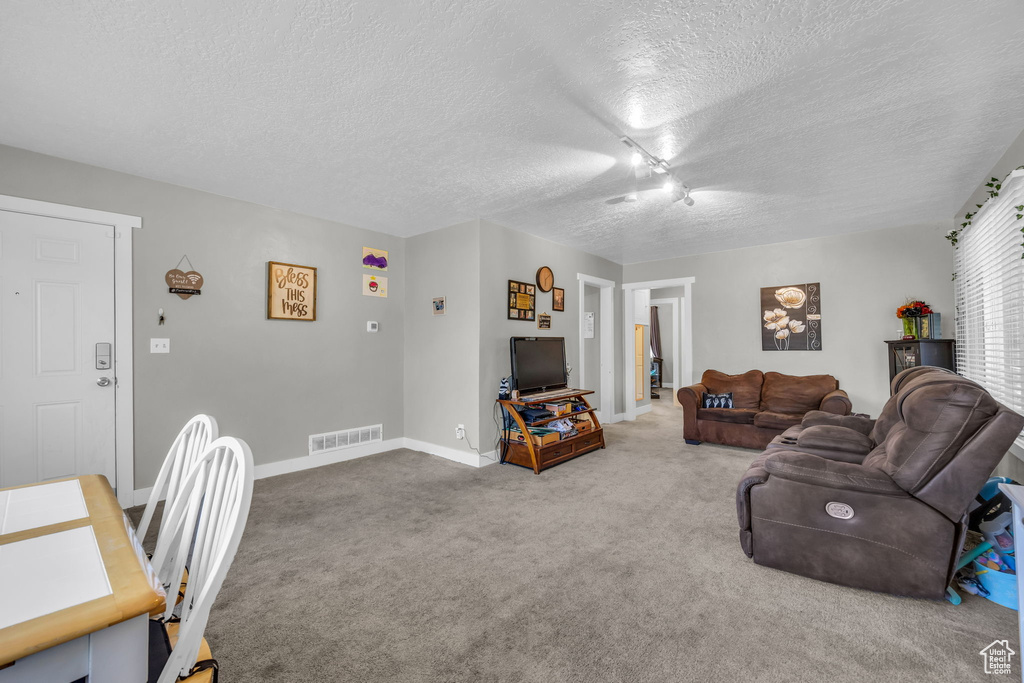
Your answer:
497,390 -> 605,474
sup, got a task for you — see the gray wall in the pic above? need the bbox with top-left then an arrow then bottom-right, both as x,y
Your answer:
0,144 -> 406,487
477,220 -> 622,450
623,222 -> 954,417
404,221 -> 481,453
956,127 -> 1024,222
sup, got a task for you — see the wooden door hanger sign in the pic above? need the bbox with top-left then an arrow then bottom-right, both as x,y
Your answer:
166,255 -> 204,299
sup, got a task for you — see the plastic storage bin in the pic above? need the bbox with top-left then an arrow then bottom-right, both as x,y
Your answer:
973,560 -> 1018,610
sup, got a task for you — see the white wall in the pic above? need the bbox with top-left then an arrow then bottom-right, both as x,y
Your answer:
0,144 -> 406,487
623,222 -> 954,417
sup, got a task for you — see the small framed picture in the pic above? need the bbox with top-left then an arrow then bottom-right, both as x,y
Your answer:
552,287 -> 564,312
537,313 -> 551,329
432,296 -> 446,316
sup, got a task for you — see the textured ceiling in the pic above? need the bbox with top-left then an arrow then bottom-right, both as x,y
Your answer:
2,1 -> 1023,264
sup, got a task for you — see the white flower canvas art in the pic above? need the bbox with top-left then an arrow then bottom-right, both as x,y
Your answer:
760,283 -> 821,351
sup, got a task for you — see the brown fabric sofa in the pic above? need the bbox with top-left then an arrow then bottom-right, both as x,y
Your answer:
677,370 -> 852,449
737,367 -> 1024,599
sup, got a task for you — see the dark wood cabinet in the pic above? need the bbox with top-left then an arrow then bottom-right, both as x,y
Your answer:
884,339 -> 956,382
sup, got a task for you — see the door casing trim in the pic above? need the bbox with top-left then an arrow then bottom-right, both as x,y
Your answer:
0,194 -> 140,507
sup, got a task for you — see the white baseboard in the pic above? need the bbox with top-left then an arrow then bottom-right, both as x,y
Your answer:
613,404 -> 653,423
133,486 -> 154,507
132,437 -> 496,506
403,438 -> 498,468
253,438 -> 408,480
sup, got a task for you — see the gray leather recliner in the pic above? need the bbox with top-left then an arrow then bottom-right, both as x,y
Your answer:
737,367 -> 1024,599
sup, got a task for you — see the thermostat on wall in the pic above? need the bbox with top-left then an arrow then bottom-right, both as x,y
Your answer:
367,321 -> 378,333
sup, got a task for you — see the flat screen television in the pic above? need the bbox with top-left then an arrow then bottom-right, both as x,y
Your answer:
510,336 -> 568,394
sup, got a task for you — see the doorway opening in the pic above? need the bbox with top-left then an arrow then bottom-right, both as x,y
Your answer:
577,273 -> 614,423
622,277 -> 694,421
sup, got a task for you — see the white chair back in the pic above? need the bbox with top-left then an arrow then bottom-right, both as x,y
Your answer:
151,436 -> 254,683
137,414 -> 218,545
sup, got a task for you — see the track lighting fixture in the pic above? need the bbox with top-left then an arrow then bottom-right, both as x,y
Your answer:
619,135 -> 694,206
620,136 -> 669,174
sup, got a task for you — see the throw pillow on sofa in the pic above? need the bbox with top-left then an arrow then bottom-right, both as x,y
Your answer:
702,369 -> 763,409
702,392 -> 734,409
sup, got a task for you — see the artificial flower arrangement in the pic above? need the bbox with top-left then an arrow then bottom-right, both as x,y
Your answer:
896,300 -> 933,318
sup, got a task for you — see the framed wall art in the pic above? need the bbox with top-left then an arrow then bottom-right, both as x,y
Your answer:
537,313 -> 552,329
508,279 -> 536,320
760,283 -> 821,351
552,287 -> 564,312
362,247 -> 388,271
363,274 -> 388,297
268,261 -> 317,321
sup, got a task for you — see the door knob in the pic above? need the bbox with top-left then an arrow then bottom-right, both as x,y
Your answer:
96,377 -> 112,387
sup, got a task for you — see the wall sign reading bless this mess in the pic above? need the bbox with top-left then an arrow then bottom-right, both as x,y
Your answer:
267,261 -> 317,321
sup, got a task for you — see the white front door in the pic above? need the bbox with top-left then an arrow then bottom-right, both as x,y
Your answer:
0,209 -> 116,487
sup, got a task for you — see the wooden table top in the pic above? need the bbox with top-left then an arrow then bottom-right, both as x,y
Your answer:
0,475 -> 166,666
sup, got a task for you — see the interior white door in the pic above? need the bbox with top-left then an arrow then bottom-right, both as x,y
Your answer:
0,209 -> 116,487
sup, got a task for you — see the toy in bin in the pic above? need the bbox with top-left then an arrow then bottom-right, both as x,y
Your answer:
955,476 -> 1020,609
972,547 -> 1018,610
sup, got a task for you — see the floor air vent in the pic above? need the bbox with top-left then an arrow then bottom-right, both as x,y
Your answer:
309,424 -> 382,456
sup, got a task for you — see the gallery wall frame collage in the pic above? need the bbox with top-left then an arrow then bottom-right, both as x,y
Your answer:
265,247 -> 390,322
508,266 -> 563,329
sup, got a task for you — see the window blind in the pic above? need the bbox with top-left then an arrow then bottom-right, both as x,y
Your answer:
954,169 -> 1024,449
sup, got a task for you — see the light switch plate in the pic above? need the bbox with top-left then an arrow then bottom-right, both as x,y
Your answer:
150,338 -> 170,353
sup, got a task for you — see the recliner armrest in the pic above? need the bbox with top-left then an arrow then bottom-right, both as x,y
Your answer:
677,383 -> 707,442
819,389 -> 852,415
796,425 -> 874,461
764,450 -> 907,496
736,451 -> 772,557
801,410 -> 874,435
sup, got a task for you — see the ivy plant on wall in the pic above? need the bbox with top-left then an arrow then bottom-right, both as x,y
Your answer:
948,165 -> 1024,281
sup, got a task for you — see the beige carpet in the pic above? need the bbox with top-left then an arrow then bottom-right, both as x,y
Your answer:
132,397 -> 1019,682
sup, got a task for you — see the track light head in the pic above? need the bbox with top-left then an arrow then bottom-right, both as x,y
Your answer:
683,193 -> 695,207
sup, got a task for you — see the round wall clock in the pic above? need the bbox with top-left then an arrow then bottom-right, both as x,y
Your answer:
536,266 -> 554,292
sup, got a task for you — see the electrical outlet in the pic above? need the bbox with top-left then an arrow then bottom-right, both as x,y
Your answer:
455,424 -> 465,440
